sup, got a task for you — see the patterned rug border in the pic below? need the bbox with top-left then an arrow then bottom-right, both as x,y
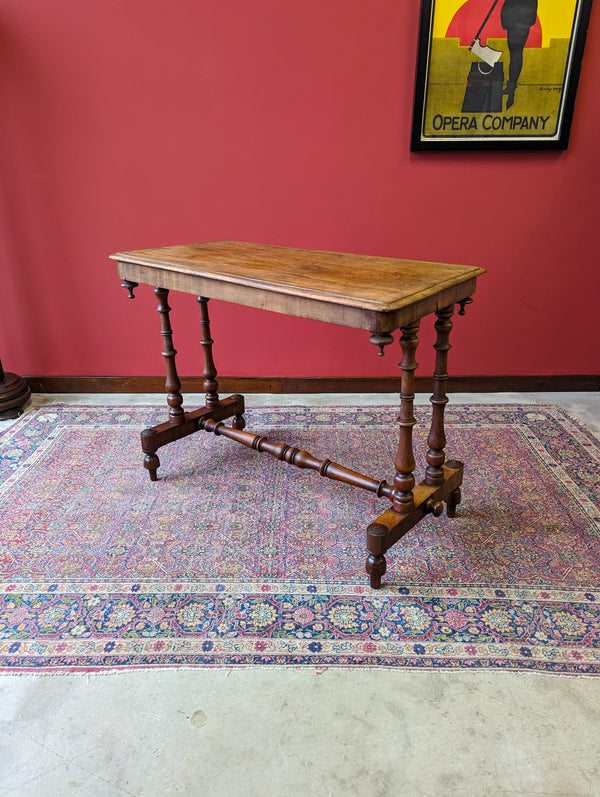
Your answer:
1,402 -> 600,674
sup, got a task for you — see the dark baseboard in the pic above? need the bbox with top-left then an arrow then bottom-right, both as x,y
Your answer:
25,375 -> 600,394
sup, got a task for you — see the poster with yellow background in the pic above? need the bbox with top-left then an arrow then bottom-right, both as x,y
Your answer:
413,0 -> 591,147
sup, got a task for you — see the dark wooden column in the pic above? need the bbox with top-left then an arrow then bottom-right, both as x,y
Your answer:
0,358 -> 31,420
155,287 -> 185,425
197,296 -> 220,409
425,305 -> 454,486
392,320 -> 420,514
140,287 -> 185,480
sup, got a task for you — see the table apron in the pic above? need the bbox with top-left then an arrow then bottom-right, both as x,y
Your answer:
116,261 -> 479,333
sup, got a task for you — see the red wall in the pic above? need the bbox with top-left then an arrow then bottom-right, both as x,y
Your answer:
1,0 -> 599,380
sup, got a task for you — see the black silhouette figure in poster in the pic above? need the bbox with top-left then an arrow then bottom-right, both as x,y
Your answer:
501,0 -> 538,109
462,0 -> 538,113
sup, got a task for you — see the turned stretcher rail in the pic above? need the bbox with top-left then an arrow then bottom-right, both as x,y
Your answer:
199,417 -> 397,501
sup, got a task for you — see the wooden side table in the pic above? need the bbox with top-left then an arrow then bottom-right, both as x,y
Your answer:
111,241 -> 485,588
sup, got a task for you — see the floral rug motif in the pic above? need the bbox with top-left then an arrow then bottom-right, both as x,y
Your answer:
1,403 -> 599,673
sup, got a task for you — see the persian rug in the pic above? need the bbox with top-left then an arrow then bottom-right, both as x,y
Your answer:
0,403 -> 599,674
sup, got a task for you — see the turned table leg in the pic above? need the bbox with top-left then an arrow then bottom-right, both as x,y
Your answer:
392,320 -> 420,514
425,305 -> 454,489
197,297 -> 220,410
445,484 -> 462,518
156,287 -> 185,424
197,296 -> 245,430
144,287 -> 185,480
367,321 -> 420,588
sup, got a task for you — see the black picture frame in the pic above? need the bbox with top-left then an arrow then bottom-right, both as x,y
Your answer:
411,0 -> 593,151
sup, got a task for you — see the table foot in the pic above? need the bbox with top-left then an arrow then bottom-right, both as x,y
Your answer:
228,394 -> 246,430
232,414 -> 246,430
144,452 -> 160,481
445,485 -> 462,518
366,553 -> 387,589
366,522 -> 388,589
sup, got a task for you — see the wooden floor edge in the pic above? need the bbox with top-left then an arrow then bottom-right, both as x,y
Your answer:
24,375 -> 600,393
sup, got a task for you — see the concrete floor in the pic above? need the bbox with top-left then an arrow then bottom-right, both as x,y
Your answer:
1,392 -> 599,797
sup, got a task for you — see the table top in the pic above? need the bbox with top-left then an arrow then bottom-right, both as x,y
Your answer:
111,241 -> 485,332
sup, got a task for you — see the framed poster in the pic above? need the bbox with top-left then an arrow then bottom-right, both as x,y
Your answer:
411,0 -> 593,150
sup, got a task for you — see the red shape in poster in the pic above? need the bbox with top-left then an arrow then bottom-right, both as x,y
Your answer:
446,0 -> 542,48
